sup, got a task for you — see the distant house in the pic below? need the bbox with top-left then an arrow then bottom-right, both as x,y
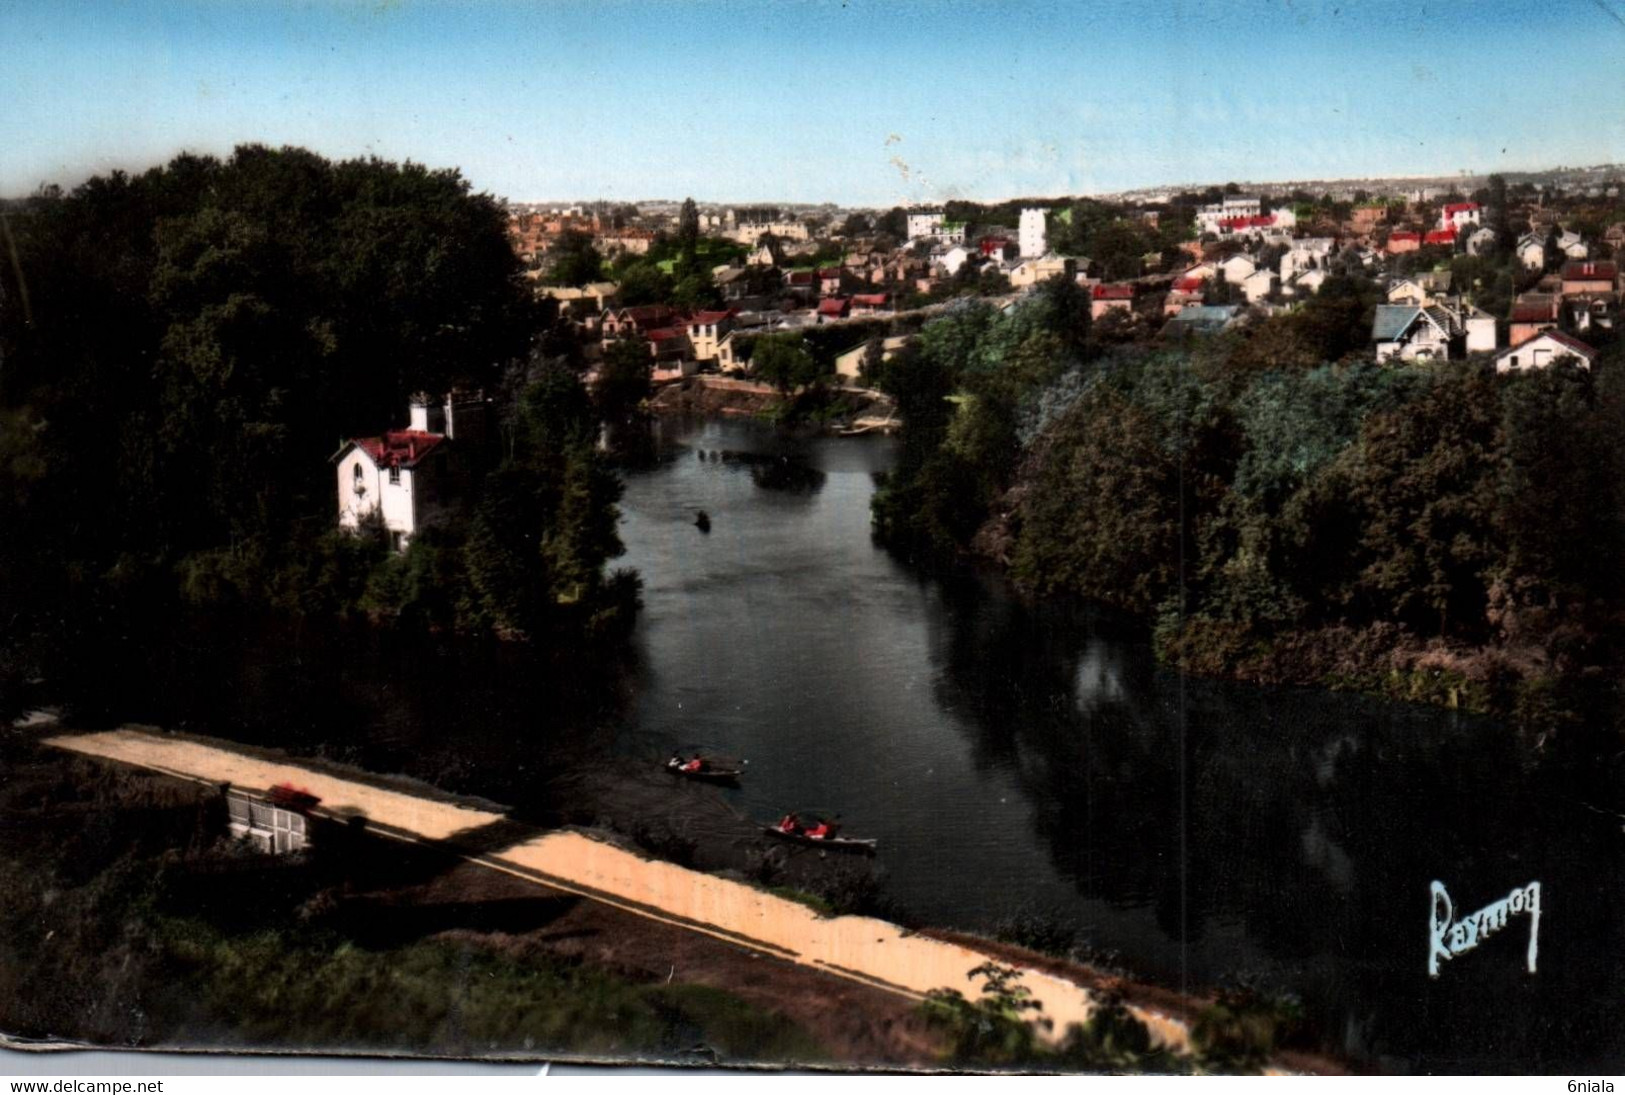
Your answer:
1423,226 -> 1458,247
1465,227 -> 1498,257
1439,202 -> 1481,231
1372,305 -> 1453,361
849,292 -> 892,317
1494,330 -> 1597,373
601,304 -> 678,341
1217,253 -> 1258,283
1561,260 -> 1617,296
938,245 -> 976,277
332,393 -> 488,552
1008,255 -> 1069,288
783,269 -> 818,299
1516,234 -> 1546,271
1240,268 -> 1278,303
686,310 -> 736,362
1386,231 -> 1421,255
817,267 -> 848,296
834,334 -> 913,381
1564,291 -> 1617,335
226,787 -> 310,854
906,210 -> 945,241
1508,293 -> 1561,347
1386,278 -> 1432,306
1161,304 -> 1242,338
1090,283 -> 1136,319
816,297 -> 851,323
1556,229 -> 1589,260
1279,238 -> 1336,280
1288,268 -> 1328,296
644,326 -> 692,364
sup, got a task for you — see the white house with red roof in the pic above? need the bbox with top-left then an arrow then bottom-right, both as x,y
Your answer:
1494,330 -> 1597,373
332,393 -> 486,551
1439,202 -> 1480,231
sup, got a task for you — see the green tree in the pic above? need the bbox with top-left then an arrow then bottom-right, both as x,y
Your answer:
751,333 -> 822,393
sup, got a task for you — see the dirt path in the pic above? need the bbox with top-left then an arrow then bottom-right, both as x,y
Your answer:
46,728 -> 1192,1051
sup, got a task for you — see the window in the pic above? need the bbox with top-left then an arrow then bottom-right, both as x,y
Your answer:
389,465 -> 400,485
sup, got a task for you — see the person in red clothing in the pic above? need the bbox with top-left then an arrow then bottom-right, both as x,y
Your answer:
682,756 -> 704,773
777,812 -> 801,834
803,819 -> 832,840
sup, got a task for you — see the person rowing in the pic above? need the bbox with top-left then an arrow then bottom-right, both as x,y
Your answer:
803,819 -> 834,840
777,812 -> 802,835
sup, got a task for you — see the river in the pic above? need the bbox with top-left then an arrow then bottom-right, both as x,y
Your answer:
48,416 -> 1625,1072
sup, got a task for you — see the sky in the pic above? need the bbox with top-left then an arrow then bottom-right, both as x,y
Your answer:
3,0 -> 1623,207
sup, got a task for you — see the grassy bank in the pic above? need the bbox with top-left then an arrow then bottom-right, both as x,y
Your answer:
0,739 -> 821,1063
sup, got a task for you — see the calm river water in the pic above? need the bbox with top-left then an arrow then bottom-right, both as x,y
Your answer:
60,416 -> 1625,1072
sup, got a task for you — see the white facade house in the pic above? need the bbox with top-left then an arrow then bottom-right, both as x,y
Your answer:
1019,208 -> 1047,258
1279,238 -> 1336,280
333,393 -> 485,551
1494,330 -> 1597,372
1465,227 -> 1498,256
1240,269 -> 1278,303
938,245 -> 976,276
1556,229 -> 1589,260
1439,202 -> 1481,231
1217,253 -> 1258,283
1372,300 -> 1495,361
1288,268 -> 1328,296
1516,234 -> 1546,271
1196,195 -> 1261,235
906,210 -> 945,241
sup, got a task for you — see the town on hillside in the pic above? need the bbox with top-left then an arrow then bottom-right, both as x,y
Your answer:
508,175 -> 1622,381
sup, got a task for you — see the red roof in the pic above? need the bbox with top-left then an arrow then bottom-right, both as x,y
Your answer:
1424,227 -> 1458,245
1389,231 -> 1421,243
1443,202 -> 1480,216
354,430 -> 448,469
1562,261 -> 1618,282
817,267 -> 843,278
1172,278 -> 1205,293
646,327 -> 687,343
1092,283 -> 1135,300
817,297 -> 850,316
1219,214 -> 1276,230
1539,330 -> 1598,358
851,293 -> 889,306
1510,298 -> 1558,322
786,271 -> 815,285
688,310 -> 735,326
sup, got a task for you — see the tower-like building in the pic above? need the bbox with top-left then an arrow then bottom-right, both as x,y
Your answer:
1019,208 -> 1047,258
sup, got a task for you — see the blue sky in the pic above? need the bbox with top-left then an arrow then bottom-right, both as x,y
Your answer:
3,0 -> 1623,205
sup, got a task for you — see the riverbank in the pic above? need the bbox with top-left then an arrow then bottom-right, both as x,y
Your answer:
15,723 -> 1343,1073
649,376 -> 897,434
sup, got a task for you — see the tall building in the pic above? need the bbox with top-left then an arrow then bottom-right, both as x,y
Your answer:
1019,208 -> 1047,258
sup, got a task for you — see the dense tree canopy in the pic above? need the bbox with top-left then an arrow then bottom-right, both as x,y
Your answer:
0,146 -> 632,685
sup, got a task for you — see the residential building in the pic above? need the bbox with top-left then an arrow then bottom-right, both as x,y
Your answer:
1161,304 -> 1242,337
686,310 -> 736,362
332,392 -> 488,552
1008,255 -> 1069,288
1371,299 -> 1493,361
1217,253 -> 1258,283
1090,283 -> 1136,319
1439,202 -> 1481,231
906,210 -> 944,241
1019,208 -> 1047,258
1508,293 -> 1561,347
1494,330 -> 1597,373
1556,229 -> 1589,260
1240,268 -> 1278,303
833,334 -> 914,381
1561,260 -> 1617,296
1516,233 -> 1546,271
1386,231 -> 1421,254
1465,227 -> 1498,257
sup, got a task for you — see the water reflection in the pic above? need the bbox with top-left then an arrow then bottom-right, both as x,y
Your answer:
923,576 -> 1625,1071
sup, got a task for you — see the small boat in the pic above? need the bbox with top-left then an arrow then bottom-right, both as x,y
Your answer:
665,756 -> 743,783
694,510 -> 711,532
762,822 -> 877,853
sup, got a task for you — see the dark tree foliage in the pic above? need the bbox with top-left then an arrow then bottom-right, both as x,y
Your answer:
0,147 -> 633,673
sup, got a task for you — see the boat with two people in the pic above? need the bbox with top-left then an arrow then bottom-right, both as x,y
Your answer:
665,750 -> 745,784
764,811 -> 877,852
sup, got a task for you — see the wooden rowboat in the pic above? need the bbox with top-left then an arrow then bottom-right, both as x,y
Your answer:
762,824 -> 877,853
